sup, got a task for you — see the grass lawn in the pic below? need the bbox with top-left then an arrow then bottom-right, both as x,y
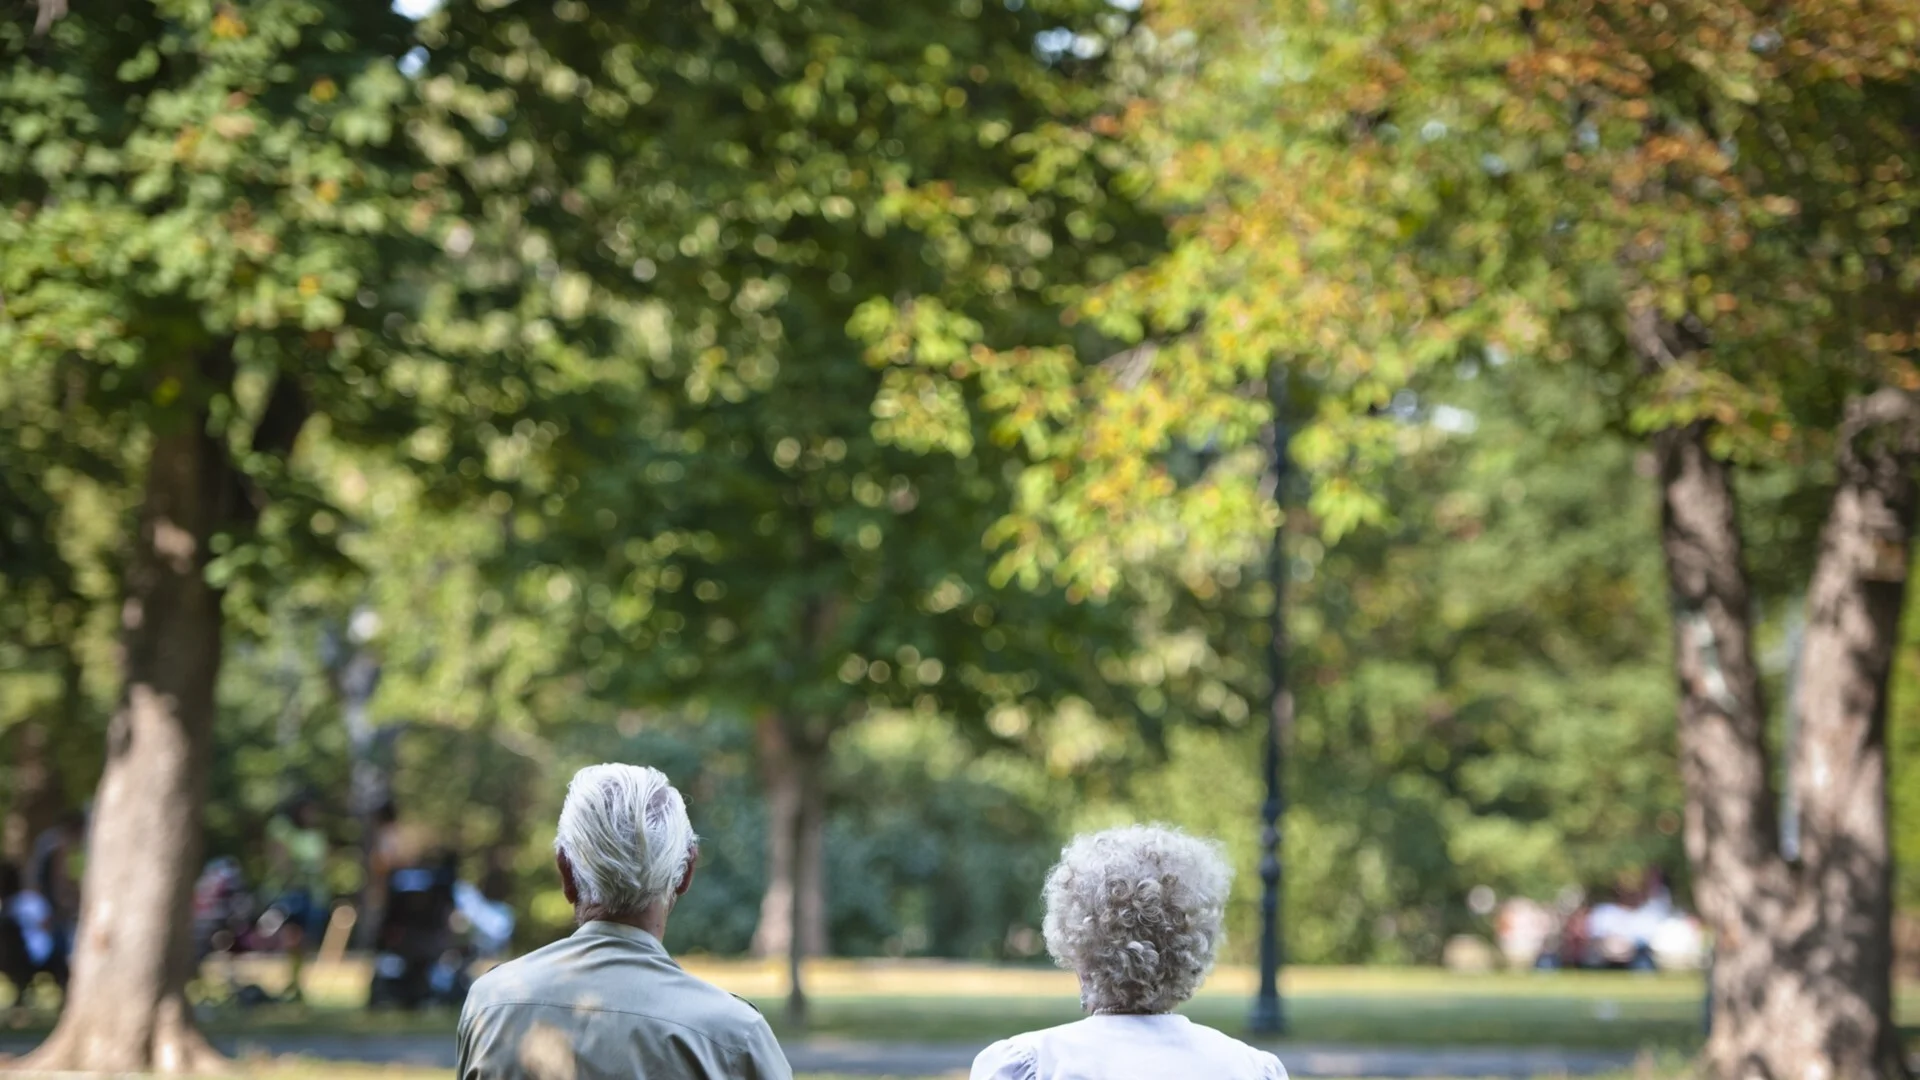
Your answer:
4,960 -> 1914,1054
750,985 -> 1710,1049
191,962 -> 1914,1050
710,963 -> 1726,1047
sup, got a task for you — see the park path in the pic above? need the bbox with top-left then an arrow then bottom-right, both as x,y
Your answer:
1,1032 -> 1646,1077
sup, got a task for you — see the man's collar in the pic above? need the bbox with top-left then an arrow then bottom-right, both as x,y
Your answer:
573,919 -> 668,952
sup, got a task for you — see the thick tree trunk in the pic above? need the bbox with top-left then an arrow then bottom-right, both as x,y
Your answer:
1657,422 -> 1796,1079
1785,391 -> 1915,1079
752,713 -> 828,1023
1655,414 -> 1913,1080
23,374 -> 232,1073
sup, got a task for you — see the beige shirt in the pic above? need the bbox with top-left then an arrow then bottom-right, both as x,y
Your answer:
457,921 -> 792,1080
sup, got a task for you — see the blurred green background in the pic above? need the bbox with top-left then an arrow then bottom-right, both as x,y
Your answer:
4,1 -> 1920,1074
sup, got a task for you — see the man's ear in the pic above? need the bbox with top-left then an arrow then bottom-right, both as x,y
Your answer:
557,850 -> 579,907
675,846 -> 698,898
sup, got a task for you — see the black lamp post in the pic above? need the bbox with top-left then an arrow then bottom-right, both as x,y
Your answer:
1249,365 -> 1289,1037
325,606 -> 385,946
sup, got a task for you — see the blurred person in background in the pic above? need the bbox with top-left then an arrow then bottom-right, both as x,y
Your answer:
365,799 -> 431,943
1535,865 -> 1701,971
972,825 -> 1287,1080
367,848 -> 516,1010
457,764 -> 790,1080
27,808 -> 85,981
263,793 -> 331,1002
1,861 -> 65,1004
452,870 -> 516,960
1494,897 -> 1555,969
369,846 -> 461,1010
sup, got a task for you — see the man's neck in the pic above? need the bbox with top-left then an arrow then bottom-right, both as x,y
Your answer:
579,903 -> 670,944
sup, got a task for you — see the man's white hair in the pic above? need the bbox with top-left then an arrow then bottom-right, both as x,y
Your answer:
1042,824 -> 1232,1014
554,764 -> 698,917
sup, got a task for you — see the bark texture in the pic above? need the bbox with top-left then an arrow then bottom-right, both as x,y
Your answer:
1785,391 -> 1915,1079
25,350 -> 307,1072
1655,407 -> 1914,1080
22,397 -> 229,1074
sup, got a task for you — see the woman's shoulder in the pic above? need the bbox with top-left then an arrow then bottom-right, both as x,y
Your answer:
970,1017 -> 1114,1079
1183,1019 -> 1289,1078
972,1016 -> 1286,1080
969,1030 -> 1039,1080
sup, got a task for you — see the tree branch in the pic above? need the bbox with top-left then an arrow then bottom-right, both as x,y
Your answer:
34,0 -> 67,36
251,373 -> 310,459
1837,386 -> 1920,462
226,373 -> 312,528
1100,341 -> 1159,390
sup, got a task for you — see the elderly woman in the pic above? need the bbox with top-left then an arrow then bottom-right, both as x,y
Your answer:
972,825 -> 1287,1080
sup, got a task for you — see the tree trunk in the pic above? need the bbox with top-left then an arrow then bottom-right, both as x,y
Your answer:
1783,391 -> 1915,1079
752,715 -> 830,960
798,767 -> 825,954
23,371 -> 232,1073
1655,413 -> 1913,1080
752,713 -> 828,1023
791,747 -> 825,1022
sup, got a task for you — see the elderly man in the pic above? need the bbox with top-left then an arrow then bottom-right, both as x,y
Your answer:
458,764 -> 792,1080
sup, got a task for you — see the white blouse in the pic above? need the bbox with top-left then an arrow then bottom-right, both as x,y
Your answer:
970,1014 -> 1289,1080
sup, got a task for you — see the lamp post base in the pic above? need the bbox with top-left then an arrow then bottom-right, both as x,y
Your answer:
1248,994 -> 1285,1037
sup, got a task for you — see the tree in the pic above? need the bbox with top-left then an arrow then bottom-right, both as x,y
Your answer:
1061,357 -> 1688,965
1482,6 -> 1917,1072
409,0 -> 1174,1019
0,1 -> 489,1066
879,0 -> 1920,1074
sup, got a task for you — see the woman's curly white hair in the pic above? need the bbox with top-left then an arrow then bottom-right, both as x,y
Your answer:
1042,824 -> 1232,1014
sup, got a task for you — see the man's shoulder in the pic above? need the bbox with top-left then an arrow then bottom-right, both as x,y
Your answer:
464,937 -> 576,1008
463,937 -> 771,1048
651,969 -> 775,1043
